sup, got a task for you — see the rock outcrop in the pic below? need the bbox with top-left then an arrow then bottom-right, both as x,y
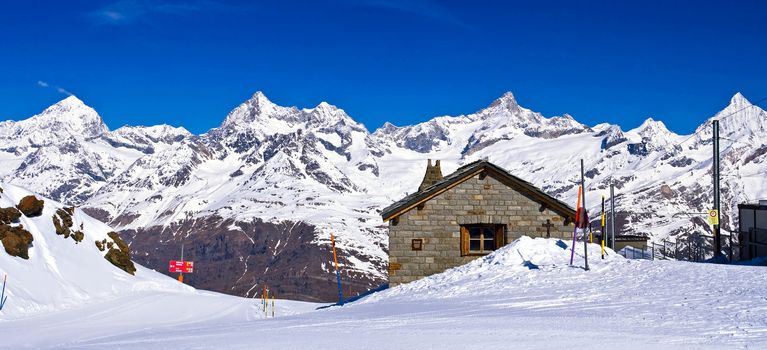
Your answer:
16,196 -> 44,217
0,224 -> 34,259
104,231 -> 136,275
0,207 -> 21,224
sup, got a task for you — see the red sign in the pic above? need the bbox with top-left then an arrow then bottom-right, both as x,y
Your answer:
169,260 -> 194,273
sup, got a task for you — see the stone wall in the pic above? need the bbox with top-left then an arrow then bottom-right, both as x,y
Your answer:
388,173 -> 573,285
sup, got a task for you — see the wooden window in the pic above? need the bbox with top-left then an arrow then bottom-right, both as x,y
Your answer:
411,239 -> 423,251
460,224 -> 505,256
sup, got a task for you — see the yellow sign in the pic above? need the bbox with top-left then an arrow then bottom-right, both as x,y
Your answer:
708,210 -> 719,225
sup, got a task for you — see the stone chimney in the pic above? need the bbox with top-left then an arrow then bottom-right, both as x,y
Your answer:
418,159 -> 444,191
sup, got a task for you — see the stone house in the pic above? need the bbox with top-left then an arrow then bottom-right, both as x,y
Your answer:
381,159 -> 576,286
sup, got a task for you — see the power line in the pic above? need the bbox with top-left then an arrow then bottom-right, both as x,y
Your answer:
671,95 -> 767,149
625,96 -> 767,175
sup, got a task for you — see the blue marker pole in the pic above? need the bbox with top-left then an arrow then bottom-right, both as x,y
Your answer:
330,234 -> 343,305
1,274 -> 8,311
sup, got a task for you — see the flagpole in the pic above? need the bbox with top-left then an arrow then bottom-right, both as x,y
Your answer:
569,186 -> 582,265
581,159 -> 589,271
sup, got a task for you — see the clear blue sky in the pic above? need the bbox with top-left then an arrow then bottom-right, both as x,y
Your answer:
1,0 -> 765,134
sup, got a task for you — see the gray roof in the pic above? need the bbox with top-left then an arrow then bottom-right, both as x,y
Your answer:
381,160 -> 576,221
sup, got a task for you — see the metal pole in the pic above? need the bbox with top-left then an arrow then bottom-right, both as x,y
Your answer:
581,159 -> 589,271
0,274 -> 7,311
330,233 -> 344,305
178,243 -> 184,283
610,183 -> 616,250
713,120 -> 722,260
729,232 -> 733,262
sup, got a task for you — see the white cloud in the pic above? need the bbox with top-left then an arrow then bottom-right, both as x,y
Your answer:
56,87 -> 73,96
88,0 -> 229,25
37,80 -> 73,96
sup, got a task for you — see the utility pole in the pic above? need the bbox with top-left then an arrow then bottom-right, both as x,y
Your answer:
610,183 -> 616,250
581,159 -> 589,271
713,120 -> 722,261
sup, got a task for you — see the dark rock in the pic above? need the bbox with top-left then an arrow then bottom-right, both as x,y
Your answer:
52,208 -> 75,238
107,232 -> 130,252
627,142 -> 649,156
81,207 -> 112,223
95,239 -> 105,251
0,207 -> 21,224
0,224 -> 34,259
16,196 -> 45,217
669,156 -> 694,167
105,248 -> 136,275
104,231 -> 136,275
121,215 -> 385,302
71,230 -> 84,243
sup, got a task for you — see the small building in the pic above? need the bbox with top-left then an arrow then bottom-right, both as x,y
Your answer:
611,235 -> 649,252
381,160 -> 576,286
738,201 -> 767,261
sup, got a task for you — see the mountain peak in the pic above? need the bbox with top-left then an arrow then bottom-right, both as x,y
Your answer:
729,92 -> 751,107
248,91 -> 277,108
8,95 -> 109,141
633,117 -> 673,138
220,91 -> 295,128
59,95 -> 85,106
314,101 -> 336,110
489,91 -> 518,109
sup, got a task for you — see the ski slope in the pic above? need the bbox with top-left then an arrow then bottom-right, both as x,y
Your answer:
0,182 -> 320,348
2,236 -> 765,349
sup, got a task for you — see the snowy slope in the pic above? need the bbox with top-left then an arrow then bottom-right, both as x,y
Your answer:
0,181 -> 319,339
1,91 -> 766,300
0,182 -> 189,318
2,236 -> 764,349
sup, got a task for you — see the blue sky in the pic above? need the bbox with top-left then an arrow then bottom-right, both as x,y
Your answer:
1,0 -> 765,134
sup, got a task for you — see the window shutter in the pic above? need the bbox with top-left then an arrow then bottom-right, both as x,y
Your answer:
460,226 -> 469,256
495,225 -> 505,247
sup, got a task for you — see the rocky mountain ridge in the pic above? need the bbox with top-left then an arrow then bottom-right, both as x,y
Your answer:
1,91 -> 765,301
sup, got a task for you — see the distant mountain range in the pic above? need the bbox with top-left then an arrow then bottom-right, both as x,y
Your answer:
1,91 -> 765,301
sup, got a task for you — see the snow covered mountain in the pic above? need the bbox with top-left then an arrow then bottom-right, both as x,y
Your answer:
1,91 -> 765,301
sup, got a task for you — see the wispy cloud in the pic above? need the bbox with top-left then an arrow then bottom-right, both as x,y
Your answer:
88,0 -> 226,25
37,81 -> 73,96
351,0 -> 472,29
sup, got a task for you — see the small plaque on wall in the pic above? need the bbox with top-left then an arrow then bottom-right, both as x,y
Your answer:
411,238 -> 423,251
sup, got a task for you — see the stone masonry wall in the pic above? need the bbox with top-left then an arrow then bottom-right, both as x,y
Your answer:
388,173 -> 573,286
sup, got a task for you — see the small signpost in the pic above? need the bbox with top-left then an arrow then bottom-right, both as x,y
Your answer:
171,243 -> 193,283
169,260 -> 194,274
708,210 -> 719,226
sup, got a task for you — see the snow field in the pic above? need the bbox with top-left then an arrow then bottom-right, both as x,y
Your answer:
3,236 -> 765,349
